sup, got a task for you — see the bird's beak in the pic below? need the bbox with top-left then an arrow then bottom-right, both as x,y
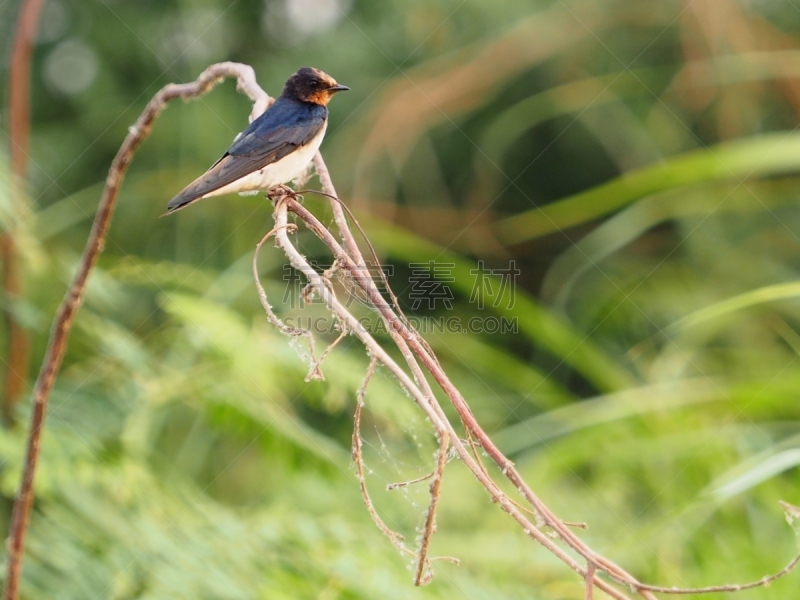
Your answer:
327,84 -> 350,93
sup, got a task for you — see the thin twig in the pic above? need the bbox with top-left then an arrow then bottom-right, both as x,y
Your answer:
314,320 -> 348,371
252,223 -> 324,381
3,62 -> 271,600
632,550 -> 800,594
586,562 -> 596,600
298,188 -> 412,327
386,472 -> 434,491
414,432 -> 449,586
302,186 -> 443,369
350,356 -> 415,558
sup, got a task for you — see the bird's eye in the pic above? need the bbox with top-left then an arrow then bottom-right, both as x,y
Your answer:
309,81 -> 318,88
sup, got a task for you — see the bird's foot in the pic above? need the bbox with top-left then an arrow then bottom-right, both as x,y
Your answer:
268,184 -> 302,203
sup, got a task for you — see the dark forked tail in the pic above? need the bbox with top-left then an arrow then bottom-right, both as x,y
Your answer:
164,160 -> 226,214
165,188 -> 204,214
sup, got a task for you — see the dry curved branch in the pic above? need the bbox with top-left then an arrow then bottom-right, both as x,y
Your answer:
275,192 -> 800,596
632,550 -> 800,595
252,223 -> 325,381
3,62 -> 271,600
272,196 -> 637,599
350,356 -> 416,558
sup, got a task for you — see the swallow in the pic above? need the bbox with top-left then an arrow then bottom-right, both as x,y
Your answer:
166,67 -> 349,213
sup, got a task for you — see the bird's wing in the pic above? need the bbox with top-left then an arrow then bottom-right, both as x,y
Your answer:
167,100 -> 327,213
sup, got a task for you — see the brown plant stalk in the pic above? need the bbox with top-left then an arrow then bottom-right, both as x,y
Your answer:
586,562 -> 596,600
272,188 -> 800,596
3,62 -> 269,600
272,195 -> 643,599
349,356 -> 416,558
4,0 -> 47,423
7,62 -> 799,599
414,431 -> 449,586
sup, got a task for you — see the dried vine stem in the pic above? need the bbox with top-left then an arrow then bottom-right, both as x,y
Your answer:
350,356 -> 415,558
311,161 -> 625,580
3,62 -> 270,600
253,223 -> 325,381
273,192 -> 800,596
288,165 -> 800,594
387,471 -> 435,491
271,196 -> 635,599
586,562 -> 596,600
304,166 -> 800,596
414,432 -> 449,586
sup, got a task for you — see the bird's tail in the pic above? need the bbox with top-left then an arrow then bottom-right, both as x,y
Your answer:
163,174 -> 213,215
164,152 -> 236,215
165,191 -> 202,215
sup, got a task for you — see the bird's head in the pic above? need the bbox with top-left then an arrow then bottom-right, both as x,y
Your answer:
282,67 -> 349,105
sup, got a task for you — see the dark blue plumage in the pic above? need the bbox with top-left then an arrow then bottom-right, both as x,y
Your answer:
227,97 -> 327,158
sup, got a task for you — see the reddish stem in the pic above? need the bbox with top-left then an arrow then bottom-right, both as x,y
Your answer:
3,0 -> 46,424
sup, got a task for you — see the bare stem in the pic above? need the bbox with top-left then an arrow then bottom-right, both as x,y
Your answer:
275,192 -> 800,597
386,472 -> 435,491
350,356 -> 415,558
3,62 -> 271,600
253,224 -> 325,381
414,432 -> 449,586
270,197 -> 633,599
282,198 -> 660,594
3,0 -> 46,424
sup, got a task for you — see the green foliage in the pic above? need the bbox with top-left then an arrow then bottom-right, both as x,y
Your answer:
4,0 -> 800,597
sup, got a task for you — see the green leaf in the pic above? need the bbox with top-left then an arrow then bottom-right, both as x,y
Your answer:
496,133 -> 800,244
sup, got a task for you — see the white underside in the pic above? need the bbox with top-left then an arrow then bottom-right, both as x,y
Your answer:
203,121 -> 327,199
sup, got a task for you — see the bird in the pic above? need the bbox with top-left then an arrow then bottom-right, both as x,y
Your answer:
165,67 -> 349,214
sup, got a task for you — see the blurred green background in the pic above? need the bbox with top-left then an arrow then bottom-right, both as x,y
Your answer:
3,0 -> 800,597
